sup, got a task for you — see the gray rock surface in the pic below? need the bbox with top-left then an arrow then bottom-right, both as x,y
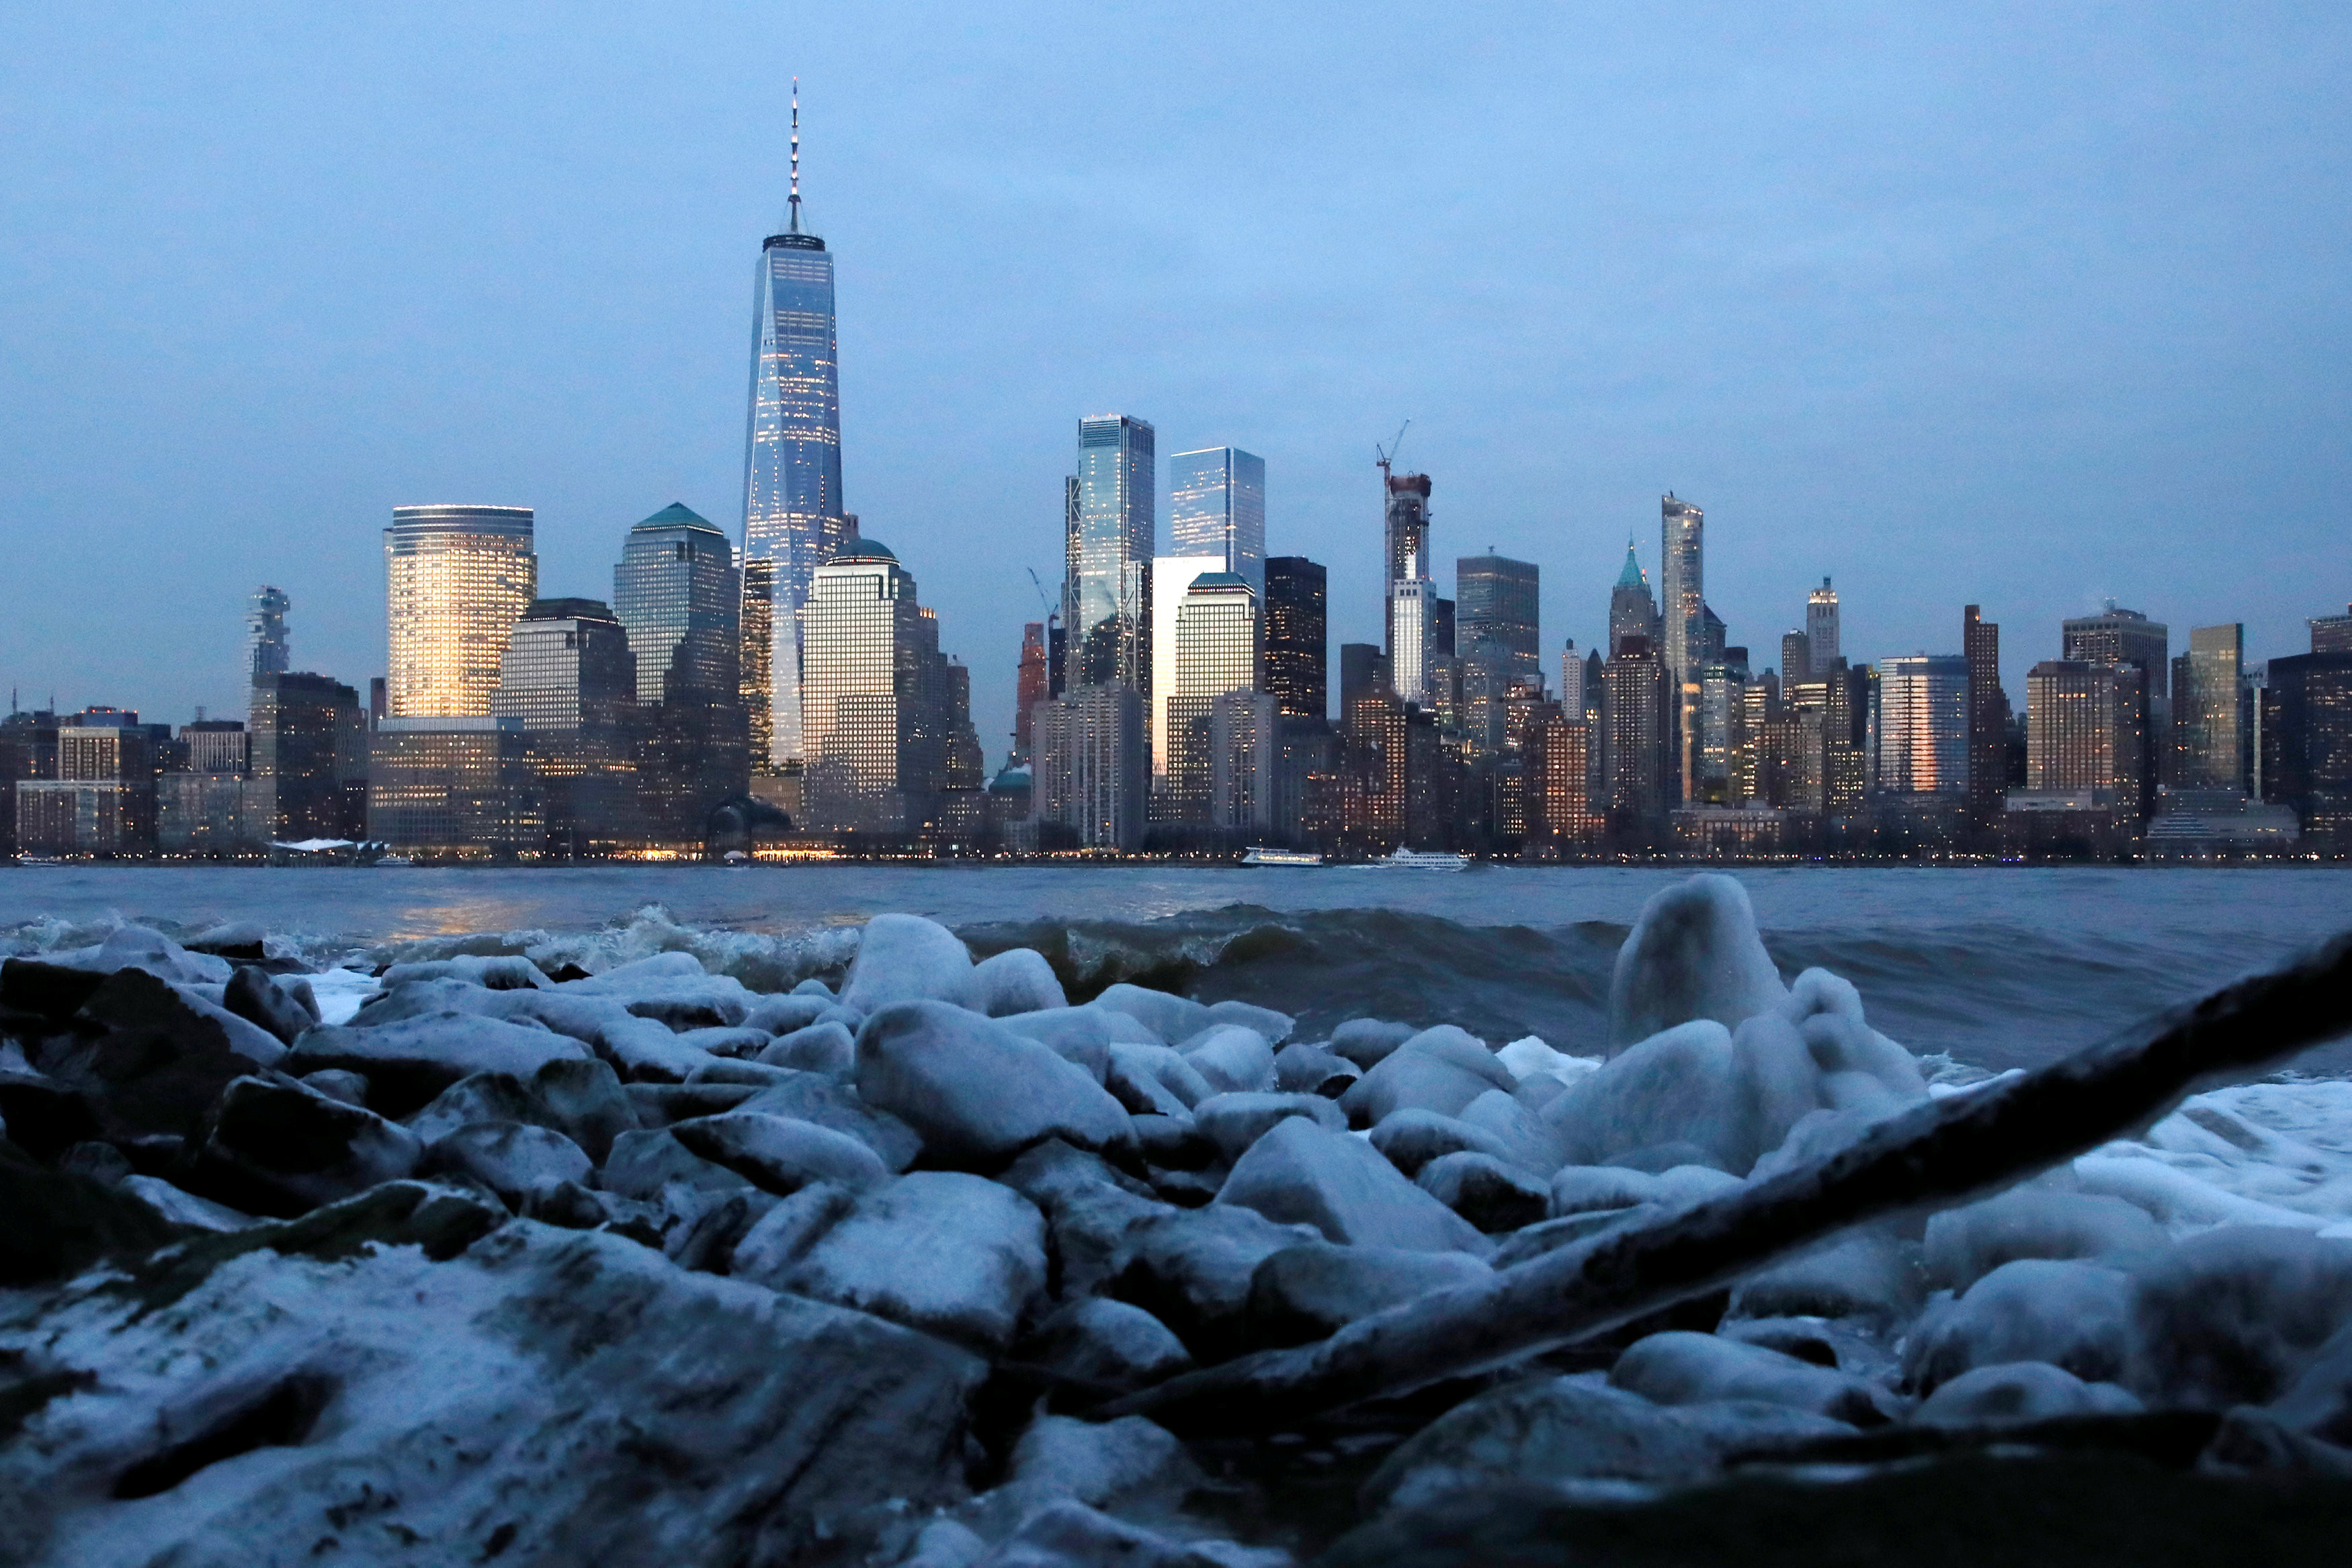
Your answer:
1191,1091 -> 1346,1164
774,1170 -> 1047,1354
1415,1151 -> 1550,1233
288,1012 -> 595,1116
670,1110 -> 891,1194
841,913 -> 979,1013
193,1074 -> 423,1216
1245,1242 -> 1491,1346
856,1000 -> 1132,1168
1017,1297 -> 1195,1394
421,1120 -> 593,1210
1610,1330 -> 1903,1426
1214,1117 -> 1488,1254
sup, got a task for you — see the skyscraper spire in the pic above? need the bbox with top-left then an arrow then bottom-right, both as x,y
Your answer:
788,78 -> 802,233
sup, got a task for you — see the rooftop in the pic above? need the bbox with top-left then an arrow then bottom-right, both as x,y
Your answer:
630,502 -> 723,534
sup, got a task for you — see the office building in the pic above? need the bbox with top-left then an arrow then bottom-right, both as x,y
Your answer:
1388,575 -> 1439,706
1031,684 -> 1145,849
1339,690 -> 1409,852
15,710 -> 157,856
1339,643 -> 1386,719
1806,578 -> 1841,672
800,539 -> 943,833
741,96 -> 849,769
1964,606 -> 2007,834
616,503 -> 749,840
1068,415 -> 1155,693
1871,654 -> 1971,794
1164,573 -> 1259,822
1207,690 -> 1277,833
0,709 -> 58,860
159,719 -> 253,855
492,598 -> 640,851
253,673 -> 365,842
1382,472 -> 1432,621
1601,638 -> 1666,844
2313,605 -> 2352,655
2172,623 -> 2244,790
1458,554 -> 1540,662
1262,556 -> 1327,721
370,717 -> 537,850
384,505 -> 537,718
1169,447 -> 1265,595
2063,605 -> 2167,821
1015,622 -> 1049,762
1658,496 -> 1704,803
1609,543 -> 1658,657
1781,629 -> 1810,685
942,659 -> 984,793
1148,554 -> 1224,792
739,558 -> 776,767
2262,637 -> 2352,849
246,587 -> 290,679
1532,712 -> 1601,845
2025,660 -> 2143,816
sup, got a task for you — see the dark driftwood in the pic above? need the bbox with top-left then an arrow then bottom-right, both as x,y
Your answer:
1103,934 -> 2352,1436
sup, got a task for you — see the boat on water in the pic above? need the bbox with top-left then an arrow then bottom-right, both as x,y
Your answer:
1364,846 -> 1470,870
375,855 -> 414,868
14,855 -> 66,867
1240,846 -> 1324,867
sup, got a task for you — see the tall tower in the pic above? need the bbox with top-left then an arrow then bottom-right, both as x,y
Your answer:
741,80 -> 847,771
384,505 -> 537,717
616,503 -> 747,838
1806,578 -> 1841,671
1068,415 -> 1156,691
245,587 -> 290,681
1261,556 -> 1328,720
1608,542 -> 1658,658
1964,605 -> 2006,831
1170,447 -> 1265,596
1380,471 -> 1432,655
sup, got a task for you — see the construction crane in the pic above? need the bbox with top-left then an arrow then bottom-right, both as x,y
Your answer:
1024,567 -> 1054,621
1375,420 -> 1411,484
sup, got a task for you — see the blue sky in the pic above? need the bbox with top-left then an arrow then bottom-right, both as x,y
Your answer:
2,2 -> 2345,756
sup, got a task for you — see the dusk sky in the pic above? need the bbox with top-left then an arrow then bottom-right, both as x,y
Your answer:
3,2 -> 2346,756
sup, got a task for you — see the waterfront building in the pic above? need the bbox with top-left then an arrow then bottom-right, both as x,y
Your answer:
616,504 -> 749,842
1068,415 -> 1155,693
1207,690 -> 1277,833
1871,654 -> 1971,795
492,598 -> 641,851
0,709 -> 58,860
1165,573 -> 1259,823
1601,636 -> 1666,845
368,717 -> 537,851
2024,660 -> 2144,827
159,719 -> 252,855
1388,574 -> 1439,706
2261,637 -> 2352,850
1781,629 -> 1810,685
1030,684 -> 1145,849
1659,496 -> 1704,804
1339,643 -> 1385,718
2063,604 -> 2168,822
1459,554 -> 1540,662
1169,447 -> 1265,595
1273,715 -> 1339,847
741,91 -> 849,769
246,587 -> 290,680
1148,554 -> 1224,793
739,558 -> 776,767
1339,691 -> 1409,852
800,539 -> 943,834
253,673 -> 365,842
1533,711 -> 1601,846
1262,557 -> 1327,721
2173,623 -> 2244,790
1014,622 -> 1049,761
1806,578 -> 1841,673
1382,472 -> 1433,634
15,710 -> 157,856
384,505 -> 537,718
1964,606 -> 2007,835
1609,543 -> 1658,658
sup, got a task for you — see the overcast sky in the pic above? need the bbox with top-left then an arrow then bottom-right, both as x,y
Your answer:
3,2 -> 2346,755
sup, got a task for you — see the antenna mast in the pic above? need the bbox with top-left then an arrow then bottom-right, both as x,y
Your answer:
788,78 -> 802,232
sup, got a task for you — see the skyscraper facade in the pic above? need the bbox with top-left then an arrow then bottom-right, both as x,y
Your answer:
255,672 -> 366,842
384,505 -> 537,718
2063,605 -> 2167,821
1871,654 -> 1971,794
2173,623 -> 2244,791
1456,554 -> 1540,660
2262,644 -> 2352,848
1068,415 -> 1155,691
1147,554 -> 1223,793
1806,578 -> 1841,672
1658,494 -> 1705,804
1015,622 -> 1049,762
741,100 -> 847,771
1262,556 -> 1327,721
246,587 -> 290,680
1608,544 -> 1658,657
1382,472 -> 1432,609
2025,660 -> 2142,808
1169,447 -> 1265,595
1166,573 -> 1259,822
1388,576 -> 1439,706
1031,684 -> 1145,849
1964,606 -> 2006,833
800,539 -> 941,832
492,597 -> 640,849
614,503 -> 747,841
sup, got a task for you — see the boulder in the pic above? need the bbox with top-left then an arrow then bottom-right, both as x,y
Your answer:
224,964 -> 318,1045
1016,1297 -> 1194,1395
1913,1362 -> 2144,1427
1495,1034 -> 1599,1086
1605,873 -> 1788,1051
685,1058 -> 799,1088
2128,1226 -> 2352,1409
1106,1041 -> 1214,1115
1369,1108 -> 1521,1180
530,1057 -> 637,1163
1093,983 -> 1211,1045
118,1173 -> 257,1233
755,1020 -> 856,1073
1490,1207 -> 1655,1270
1,1143 -> 184,1285
57,924 -> 231,985
299,1068 -> 370,1106
840,914 -> 978,1013
744,992 -> 833,1035
1108,1204 -> 1325,1354
380,954 -> 552,990
734,1072 -> 923,1172
1726,1229 -> 1925,1329
1273,1041 -> 1357,1098
2271,1321 -> 2352,1447
769,1170 -> 1047,1354
855,1000 -> 1132,1169
1181,1025 -> 1277,1095
1923,1187 -> 2169,1292
420,1121 -> 593,1211
405,1070 -> 546,1145
599,1127 -> 758,1202
192,1074 -> 424,1217
1246,1242 -> 1491,1347
1550,1162 -> 1736,1217
1001,1006 -> 1118,1068
624,1081 -> 764,1126
1341,1047 -> 1503,1129
1005,1413 -> 1199,1512
670,1111 -> 891,1195
1205,998 -> 1295,1043
1456,1088 -> 1568,1175
1214,1117 -> 1488,1254
286,1012 -> 594,1117
1329,1017 -> 1415,1070
40,968 -> 286,1145
998,1139 -> 1174,1299
1904,1259 -> 2137,1395
1191,1091 -> 1347,1164
971,947 -> 1068,1016
671,1025 -> 773,1059
1416,1151 -> 1550,1233
1610,1330 -> 1902,1426
1541,1019 -> 1753,1174
1130,1113 -> 1214,1171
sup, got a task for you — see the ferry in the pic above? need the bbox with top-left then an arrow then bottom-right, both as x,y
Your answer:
1240,846 -> 1324,867
1366,846 -> 1470,871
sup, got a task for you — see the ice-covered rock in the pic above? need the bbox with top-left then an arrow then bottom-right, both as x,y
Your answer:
1093,983 -> 1212,1045
1339,1028 -> 1511,1128
1607,874 -> 1787,1051
1923,1186 -> 2169,1291
0,1197 -> 984,1567
686,1057 -> 799,1088
964,1498 -> 1286,1568
1456,1088 -> 1568,1174
118,1172 -> 257,1232
998,1139 -> 1173,1298
744,992 -> 833,1035
530,1057 -> 637,1163
2270,1321 -> 2352,1446
671,1025 -> 772,1059
60,923 -> 232,985
972,947 -> 1068,1016
1611,1330 -> 1902,1426
420,1121 -> 593,1210
1273,1041 -> 1357,1098
405,1070 -> 545,1145
1109,1204 -> 1325,1354
1016,1297 -> 1194,1395
1904,1259 -> 2136,1393
841,913 -> 979,1013
857,1000 -> 1133,1169
1191,1091 -> 1346,1164
1213,1117 -> 1487,1254
1369,1108 -> 1520,1179
1001,1007 -> 1117,1081
599,1126 -> 757,1201
1542,1018 -> 1752,1173
1359,1373 -> 1855,1515
190,1074 -> 423,1216
380,953 -> 553,990
1106,1041 -> 1214,1116
27,967 -> 286,1145
765,1170 -> 1046,1354
1005,1413 -> 1199,1512
300,1068 -> 370,1106
1205,999 -> 1295,1044
671,1110 -> 892,1194
1245,1241 -> 1490,1347
1329,1017 -> 1415,1070
1489,1206 -> 1654,1268
1416,1151 -> 1550,1233
1495,1035 -> 1599,1086
736,1072 -> 923,1172
1726,1229 -> 1925,1328
223,963 -> 319,1045
286,1012 -> 595,1116
1182,1025 -> 1278,1095
1912,1362 -> 2144,1426
1549,1161 -> 1737,1217
2128,1226 -> 2352,1408
628,1080 -> 763,1126
755,1019 -> 856,1073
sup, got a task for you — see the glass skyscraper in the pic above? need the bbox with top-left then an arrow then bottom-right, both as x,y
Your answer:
614,503 -> 747,841
741,124 -> 847,770
1169,447 -> 1265,596
384,506 -> 537,719
246,586 -> 290,680
1871,654 -> 1972,794
1456,554 -> 1540,662
1068,415 -> 1155,691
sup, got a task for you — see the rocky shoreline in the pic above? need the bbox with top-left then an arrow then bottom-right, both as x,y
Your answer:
4,877 -> 2351,1565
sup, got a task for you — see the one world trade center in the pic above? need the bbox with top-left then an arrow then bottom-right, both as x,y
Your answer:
741,83 -> 849,770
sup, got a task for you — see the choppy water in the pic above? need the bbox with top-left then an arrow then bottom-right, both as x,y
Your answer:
3,865 -> 2348,1074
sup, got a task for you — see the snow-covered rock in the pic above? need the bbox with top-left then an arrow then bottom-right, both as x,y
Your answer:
972,947 -> 1068,1016
1456,1088 -> 1568,1175
1904,1259 -> 2136,1394
744,992 -> 833,1035
1923,1186 -> 2169,1291
2127,1226 -> 2352,1408
1369,1108 -> 1521,1179
52,924 -> 231,986
1549,1162 -> 1736,1217
192,1074 -> 423,1216
1416,1151 -> 1550,1233
2269,1321 -> 2352,1446
1273,1041 -> 1357,1098
999,1140 -> 1173,1299
755,1019 -> 856,1073
1093,983 -> 1211,1045
1245,1242 -> 1490,1347
1191,1091 -> 1346,1164
420,1121 -> 593,1211
1214,1117 -> 1487,1254
1105,1041 -> 1214,1116
1005,1413 -> 1199,1512
299,1068 -> 370,1106
1204,999 -> 1295,1044
118,1173 -> 257,1233
1109,1204 -> 1324,1353
1606,873 -> 1787,1051
1015,1297 -> 1193,1395
1339,1029 -> 1511,1128
380,953 -> 552,990
1726,1229 -> 1925,1328
1182,1025 -> 1278,1095
670,1110 -> 891,1194
855,1000 -> 1132,1169
841,914 -> 979,1013
735,1072 -> 923,1172
405,1070 -> 546,1144
1000,1007 -> 1117,1080
599,1126 -> 757,1201
287,1012 -> 595,1116
1542,1018 -> 1751,1173
223,963 -> 319,1045
1329,1017 -> 1415,1070
1611,1330 -> 1902,1426
1912,1362 -> 2144,1426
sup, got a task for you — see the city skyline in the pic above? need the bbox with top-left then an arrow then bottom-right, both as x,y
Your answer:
3,7 -> 2348,763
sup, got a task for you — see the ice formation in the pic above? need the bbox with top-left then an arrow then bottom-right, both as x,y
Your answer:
2,883 -> 2350,1565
